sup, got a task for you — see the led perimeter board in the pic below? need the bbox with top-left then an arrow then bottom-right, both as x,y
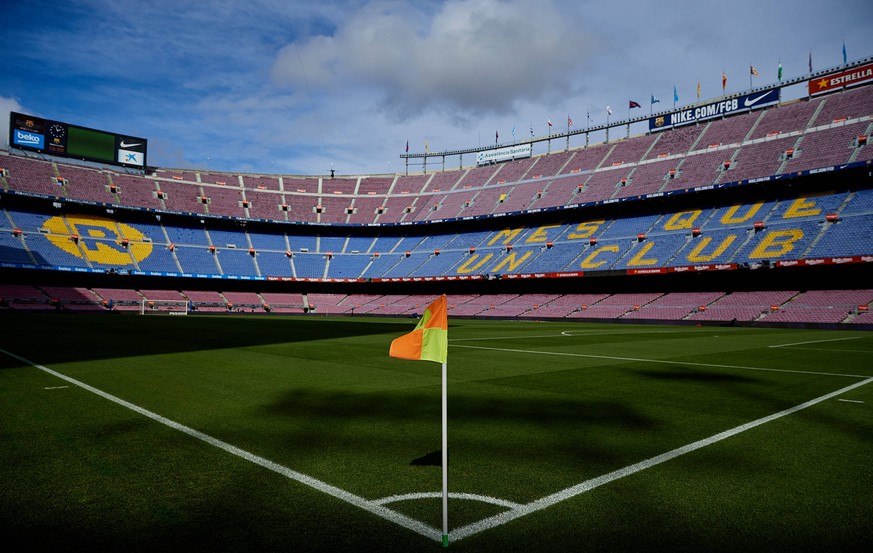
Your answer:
9,112 -> 147,169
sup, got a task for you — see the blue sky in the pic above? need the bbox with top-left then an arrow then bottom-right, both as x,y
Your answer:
1,0 -> 871,176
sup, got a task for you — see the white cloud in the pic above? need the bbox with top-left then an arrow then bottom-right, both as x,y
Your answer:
0,96 -> 26,149
271,0 -> 597,118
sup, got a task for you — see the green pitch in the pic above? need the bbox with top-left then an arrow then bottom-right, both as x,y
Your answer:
1,313 -> 871,552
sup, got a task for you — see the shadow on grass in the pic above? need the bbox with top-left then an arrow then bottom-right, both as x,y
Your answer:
0,313 -> 419,366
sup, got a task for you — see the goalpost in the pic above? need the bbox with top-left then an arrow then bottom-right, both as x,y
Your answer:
140,299 -> 190,315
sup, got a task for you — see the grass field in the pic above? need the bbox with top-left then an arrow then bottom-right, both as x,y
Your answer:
1,312 -> 871,552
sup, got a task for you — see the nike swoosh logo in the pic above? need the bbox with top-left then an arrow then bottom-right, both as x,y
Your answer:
744,92 -> 772,108
120,140 -> 142,148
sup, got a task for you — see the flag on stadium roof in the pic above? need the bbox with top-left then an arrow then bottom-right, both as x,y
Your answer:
843,40 -> 847,64
651,94 -> 660,105
389,294 -> 450,545
606,105 -> 612,116
750,65 -> 759,76
405,140 -> 408,153
547,119 -> 553,127
673,84 -> 679,104
629,100 -> 641,109
778,61 -> 783,81
809,50 -> 813,73
568,115 -> 573,127
722,71 -> 727,91
697,80 -> 701,98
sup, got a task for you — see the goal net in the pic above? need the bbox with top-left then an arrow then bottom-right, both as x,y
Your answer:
140,299 -> 190,315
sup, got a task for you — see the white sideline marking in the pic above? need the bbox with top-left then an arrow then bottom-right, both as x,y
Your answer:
0,348 -> 442,542
837,399 -> 864,404
373,492 -> 521,509
450,330 -> 681,342
44,386 -> 70,390
451,375 -> 873,542
772,347 -> 873,354
769,336 -> 865,348
451,344 -> 869,379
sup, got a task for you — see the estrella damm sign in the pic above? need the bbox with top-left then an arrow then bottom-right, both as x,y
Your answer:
44,215 -> 152,265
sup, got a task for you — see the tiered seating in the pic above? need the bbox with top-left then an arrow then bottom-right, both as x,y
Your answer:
55,163 -> 113,203
455,164 -> 500,189
347,195 -> 384,224
308,293 -> 349,313
242,174 -> 281,191
783,121 -> 868,173
688,290 -> 798,322
221,291 -> 262,306
2,154 -> 63,196
749,98 -> 821,139
812,86 -> 873,124
621,291 -> 724,320
494,157 -> 537,183
617,159 -> 673,198
77,288 -> 135,311
493,181 -> 544,214
725,135 -> 797,183
159,180 -> 208,214
663,149 -> 730,191
316,194 -> 352,224
697,111 -> 759,147
111,174 -> 164,209
203,185 -> 245,218
258,292 -> 305,313
568,292 -> 662,319
645,124 -> 703,159
760,289 -> 873,323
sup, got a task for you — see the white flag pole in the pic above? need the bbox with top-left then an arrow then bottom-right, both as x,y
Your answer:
441,361 -> 449,547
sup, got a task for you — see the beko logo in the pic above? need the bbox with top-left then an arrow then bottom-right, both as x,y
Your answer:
15,130 -> 42,145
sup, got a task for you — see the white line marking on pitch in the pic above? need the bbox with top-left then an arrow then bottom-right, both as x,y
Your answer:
0,348 -> 442,542
450,344 -> 869,379
451,375 -> 873,542
449,330 -> 683,343
771,347 -> 873,354
769,336 -> 865,348
837,399 -> 864,404
44,386 -> 70,390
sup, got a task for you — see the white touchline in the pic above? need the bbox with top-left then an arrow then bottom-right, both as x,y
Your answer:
769,336 -> 865,348
449,330 -> 686,342
451,344 -> 869,378
451,375 -> 873,542
837,399 -> 864,404
0,348 -> 442,542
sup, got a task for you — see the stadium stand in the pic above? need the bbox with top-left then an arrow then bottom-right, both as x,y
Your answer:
2,74 -> 872,326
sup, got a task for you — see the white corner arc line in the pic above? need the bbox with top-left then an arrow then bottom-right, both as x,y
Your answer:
451,375 -> 873,542
450,344 -> 869,379
373,492 -> 521,509
0,348 -> 442,542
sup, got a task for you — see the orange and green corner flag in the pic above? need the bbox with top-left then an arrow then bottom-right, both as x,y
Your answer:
389,294 -> 448,364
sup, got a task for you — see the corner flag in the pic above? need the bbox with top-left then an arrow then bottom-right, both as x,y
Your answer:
389,295 -> 447,363
389,294 -> 450,547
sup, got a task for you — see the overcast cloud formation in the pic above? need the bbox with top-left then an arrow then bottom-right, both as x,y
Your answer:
1,0 -> 871,176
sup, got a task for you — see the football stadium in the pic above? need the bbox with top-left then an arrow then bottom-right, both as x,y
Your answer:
2,29 -> 872,552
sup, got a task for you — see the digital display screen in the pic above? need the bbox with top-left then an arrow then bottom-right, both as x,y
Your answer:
9,112 -> 147,169
67,126 -> 116,162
